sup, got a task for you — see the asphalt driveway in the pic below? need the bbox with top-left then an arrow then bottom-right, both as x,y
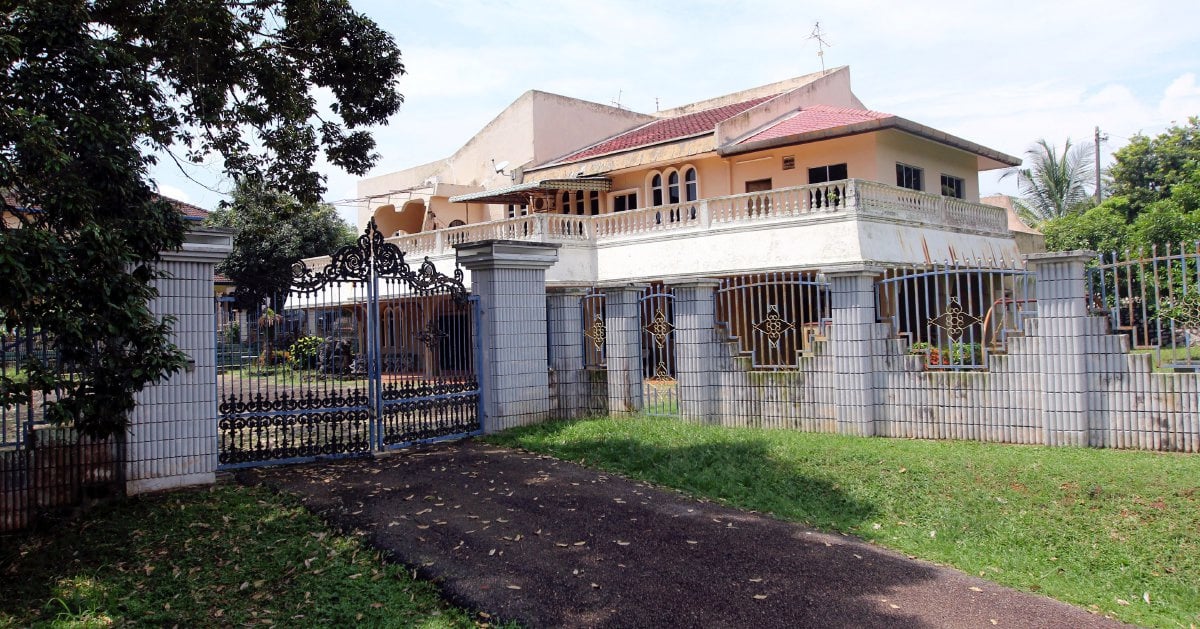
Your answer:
240,440 -> 1124,628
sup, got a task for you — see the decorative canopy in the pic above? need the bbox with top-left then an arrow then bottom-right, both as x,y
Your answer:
448,177 -> 612,207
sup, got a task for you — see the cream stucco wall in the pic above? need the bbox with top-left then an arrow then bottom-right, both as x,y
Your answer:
874,129 -> 981,202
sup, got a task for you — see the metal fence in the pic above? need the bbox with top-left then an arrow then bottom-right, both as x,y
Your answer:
877,259 -> 1036,370
1,327 -> 121,531
715,271 -> 831,369
639,284 -> 678,416
1090,243 -> 1200,370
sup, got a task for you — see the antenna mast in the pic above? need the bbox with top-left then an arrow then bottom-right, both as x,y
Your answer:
807,22 -> 831,73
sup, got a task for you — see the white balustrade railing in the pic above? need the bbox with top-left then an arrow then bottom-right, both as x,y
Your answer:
854,180 -> 1008,233
382,180 -> 1011,256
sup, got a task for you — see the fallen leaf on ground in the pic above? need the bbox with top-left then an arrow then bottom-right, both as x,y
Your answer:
969,587 -> 982,592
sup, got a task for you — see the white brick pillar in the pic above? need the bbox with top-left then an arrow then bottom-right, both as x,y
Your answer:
666,279 -> 721,423
602,284 -> 647,416
126,227 -> 232,494
1027,251 -> 1094,447
827,264 -> 882,437
455,240 -> 560,433
546,287 -> 588,419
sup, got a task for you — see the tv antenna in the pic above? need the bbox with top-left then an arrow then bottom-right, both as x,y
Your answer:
611,89 -> 623,110
807,21 -> 831,73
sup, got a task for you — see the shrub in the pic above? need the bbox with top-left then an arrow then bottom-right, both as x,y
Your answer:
288,335 -> 324,369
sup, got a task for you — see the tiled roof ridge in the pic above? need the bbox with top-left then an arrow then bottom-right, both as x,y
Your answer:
547,93 -> 778,165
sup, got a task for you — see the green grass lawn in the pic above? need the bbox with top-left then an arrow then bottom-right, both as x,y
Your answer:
0,485 -> 494,628
488,417 -> 1200,628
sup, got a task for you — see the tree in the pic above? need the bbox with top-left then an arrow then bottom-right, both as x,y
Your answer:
206,179 -> 356,313
1,1 -> 403,438
1107,117 -> 1200,218
1001,138 -> 1095,223
1040,201 -> 1129,253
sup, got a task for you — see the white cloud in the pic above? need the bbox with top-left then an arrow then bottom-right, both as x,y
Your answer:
155,183 -> 190,204
1159,73 -> 1200,124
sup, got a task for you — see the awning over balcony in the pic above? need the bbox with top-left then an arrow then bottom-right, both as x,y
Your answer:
448,178 -> 611,206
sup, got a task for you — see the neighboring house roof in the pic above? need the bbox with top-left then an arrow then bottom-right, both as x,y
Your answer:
549,95 -> 776,165
737,105 -> 893,144
165,197 -> 209,221
1,190 -> 208,221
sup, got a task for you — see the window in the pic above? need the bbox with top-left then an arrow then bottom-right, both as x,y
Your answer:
651,173 -> 664,206
808,163 -> 848,184
940,174 -> 964,199
684,167 -> 698,202
782,156 -> 796,170
589,191 -> 600,215
448,219 -> 465,227
896,163 -> 924,191
572,191 -> 583,215
745,178 -> 773,193
612,191 -> 637,213
560,192 -> 571,214
506,203 -> 528,218
667,171 -> 681,204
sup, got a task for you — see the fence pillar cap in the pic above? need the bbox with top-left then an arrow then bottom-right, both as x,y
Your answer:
664,278 -> 721,289
597,281 -> 651,290
1024,250 -> 1096,266
822,262 -> 886,278
546,285 -> 592,296
453,239 -> 560,271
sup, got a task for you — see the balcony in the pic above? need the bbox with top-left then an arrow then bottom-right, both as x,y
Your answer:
381,179 -> 1019,284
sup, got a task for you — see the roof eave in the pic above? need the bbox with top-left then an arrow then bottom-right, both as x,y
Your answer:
718,117 -> 1021,170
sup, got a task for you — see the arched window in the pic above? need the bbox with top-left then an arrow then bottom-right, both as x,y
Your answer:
561,192 -> 571,214
448,219 -> 465,227
575,191 -> 585,215
589,191 -> 600,215
684,167 -> 698,202
667,170 -> 681,204
651,173 -> 664,206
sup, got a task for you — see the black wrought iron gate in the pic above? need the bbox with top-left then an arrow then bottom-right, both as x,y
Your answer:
216,220 -> 480,468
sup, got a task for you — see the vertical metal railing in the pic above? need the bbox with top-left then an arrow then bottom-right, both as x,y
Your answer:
639,284 -> 678,417
877,259 -> 1035,370
1089,243 -> 1200,370
714,271 -> 831,369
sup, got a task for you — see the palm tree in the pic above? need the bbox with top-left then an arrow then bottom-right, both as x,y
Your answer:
1001,138 -> 1095,224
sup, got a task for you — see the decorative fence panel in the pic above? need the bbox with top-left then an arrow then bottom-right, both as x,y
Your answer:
217,220 -> 479,468
639,285 -> 678,417
715,271 -> 831,369
877,260 -> 1036,370
1089,243 -> 1200,370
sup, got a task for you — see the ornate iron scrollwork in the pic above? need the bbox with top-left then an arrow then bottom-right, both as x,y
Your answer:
928,297 -> 981,342
753,305 -> 794,350
415,320 -> 449,350
290,218 -> 469,304
584,312 -> 606,353
643,308 -> 674,348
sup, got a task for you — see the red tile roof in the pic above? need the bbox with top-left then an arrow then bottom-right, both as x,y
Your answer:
554,95 -> 777,163
738,105 -> 894,144
1,190 -> 208,220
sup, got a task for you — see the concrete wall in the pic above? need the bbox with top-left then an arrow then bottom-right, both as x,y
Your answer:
125,228 -> 233,493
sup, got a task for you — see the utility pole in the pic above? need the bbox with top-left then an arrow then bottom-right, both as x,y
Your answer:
1094,126 -> 1106,204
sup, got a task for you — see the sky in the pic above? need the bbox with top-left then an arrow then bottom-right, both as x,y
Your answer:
153,0 -> 1200,224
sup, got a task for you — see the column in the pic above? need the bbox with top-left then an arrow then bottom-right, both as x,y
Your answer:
546,287 -> 588,419
455,240 -> 560,433
126,226 -> 233,494
827,264 -> 882,437
666,279 -> 721,423
1027,251 -> 1094,447
602,283 -> 647,416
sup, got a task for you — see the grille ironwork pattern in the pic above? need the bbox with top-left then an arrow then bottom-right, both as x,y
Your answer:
217,219 -> 480,468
